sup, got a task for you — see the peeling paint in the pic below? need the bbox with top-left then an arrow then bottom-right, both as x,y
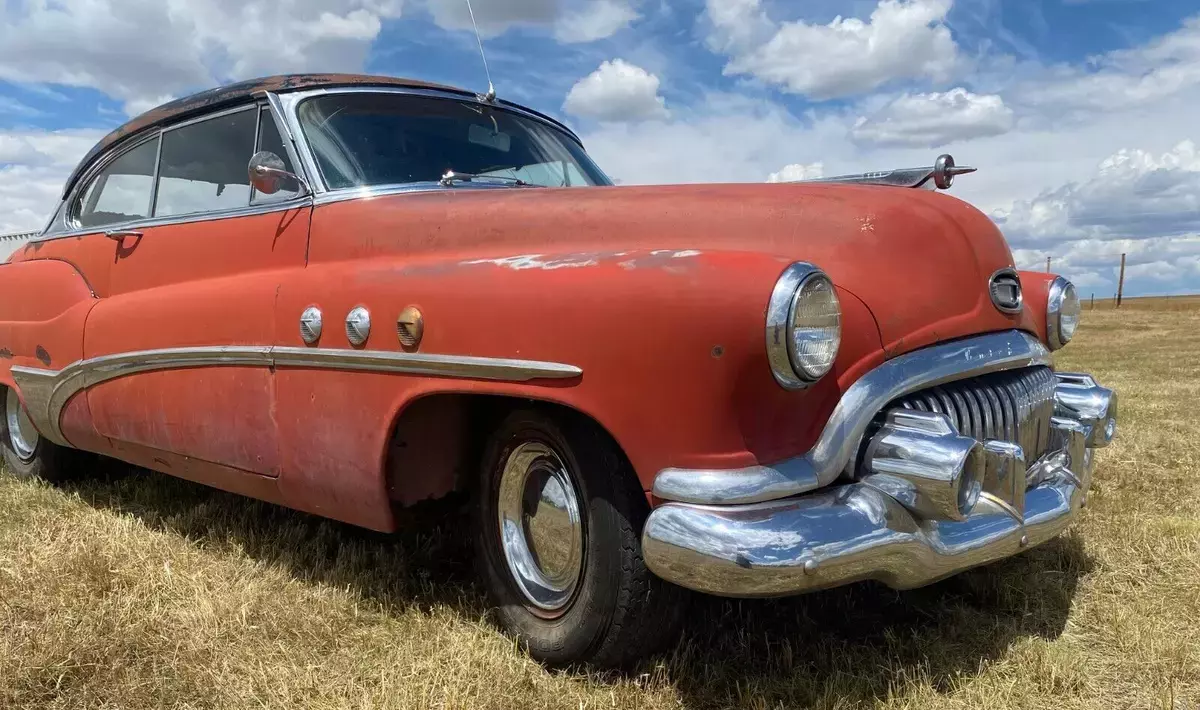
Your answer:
461,253 -> 600,271
619,249 -> 704,271
462,248 -> 703,272
859,215 -> 876,233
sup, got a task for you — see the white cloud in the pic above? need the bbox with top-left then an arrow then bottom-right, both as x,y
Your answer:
0,128 -> 102,234
767,163 -> 824,183
564,60 -> 668,122
994,141 -> 1200,247
705,0 -> 959,100
851,88 -> 1015,147
0,0 -> 404,115
426,0 -> 636,42
1012,16 -> 1200,120
993,142 -> 1200,295
554,0 -> 640,43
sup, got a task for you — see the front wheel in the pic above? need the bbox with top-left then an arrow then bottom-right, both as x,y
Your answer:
2,387 -> 76,481
474,409 -> 688,666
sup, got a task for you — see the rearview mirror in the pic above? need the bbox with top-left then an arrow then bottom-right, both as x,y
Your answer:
468,124 -> 511,152
248,151 -> 310,196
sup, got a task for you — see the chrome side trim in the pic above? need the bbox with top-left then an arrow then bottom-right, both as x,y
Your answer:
652,330 -> 1052,505
10,346 -> 582,446
32,197 -> 313,245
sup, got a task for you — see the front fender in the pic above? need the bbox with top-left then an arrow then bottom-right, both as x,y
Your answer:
273,247 -> 884,492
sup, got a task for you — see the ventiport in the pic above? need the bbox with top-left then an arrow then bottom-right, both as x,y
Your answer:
642,332 -> 1118,598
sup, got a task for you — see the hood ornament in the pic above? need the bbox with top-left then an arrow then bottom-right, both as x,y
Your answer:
796,154 -> 976,191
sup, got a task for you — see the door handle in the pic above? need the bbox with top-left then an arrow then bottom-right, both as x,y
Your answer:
105,229 -> 143,241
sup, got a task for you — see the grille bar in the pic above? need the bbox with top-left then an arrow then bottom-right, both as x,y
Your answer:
891,366 -> 1057,462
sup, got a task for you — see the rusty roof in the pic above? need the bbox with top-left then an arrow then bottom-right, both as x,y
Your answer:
65,73 -> 576,198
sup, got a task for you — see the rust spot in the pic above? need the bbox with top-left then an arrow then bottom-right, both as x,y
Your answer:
0,348 -> 11,359
35,346 -> 51,366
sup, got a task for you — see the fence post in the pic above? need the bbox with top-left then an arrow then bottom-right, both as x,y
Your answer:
1116,253 -> 1126,307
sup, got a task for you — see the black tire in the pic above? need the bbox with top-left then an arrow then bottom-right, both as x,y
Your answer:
2,387 -> 77,482
474,408 -> 688,667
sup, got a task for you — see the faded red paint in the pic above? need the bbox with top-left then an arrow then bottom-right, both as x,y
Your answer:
1,97 -> 1057,533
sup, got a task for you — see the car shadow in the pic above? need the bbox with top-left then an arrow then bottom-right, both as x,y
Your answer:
57,463 -> 1093,708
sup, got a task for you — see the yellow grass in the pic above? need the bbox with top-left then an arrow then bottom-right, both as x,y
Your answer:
2,300 -> 1198,709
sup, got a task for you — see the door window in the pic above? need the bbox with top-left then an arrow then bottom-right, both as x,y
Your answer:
74,139 -> 158,229
154,109 -> 256,218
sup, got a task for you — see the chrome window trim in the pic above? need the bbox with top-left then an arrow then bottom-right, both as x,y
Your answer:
652,329 -> 1053,505
10,345 -> 583,447
309,181 -> 542,206
31,197 -> 313,246
146,131 -> 165,219
160,103 -> 258,135
261,92 -> 309,187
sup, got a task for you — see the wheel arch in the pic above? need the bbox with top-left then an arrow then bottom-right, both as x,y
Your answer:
382,390 -> 637,508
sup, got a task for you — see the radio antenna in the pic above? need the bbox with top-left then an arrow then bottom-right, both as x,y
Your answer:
465,0 -> 496,102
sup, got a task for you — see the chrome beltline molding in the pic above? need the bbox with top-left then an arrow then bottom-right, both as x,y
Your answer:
652,329 -> 1052,505
10,345 -> 582,447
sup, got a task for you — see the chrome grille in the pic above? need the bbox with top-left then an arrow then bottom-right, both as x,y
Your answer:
889,366 -> 1057,463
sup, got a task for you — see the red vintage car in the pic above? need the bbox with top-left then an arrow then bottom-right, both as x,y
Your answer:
1,74 -> 1116,666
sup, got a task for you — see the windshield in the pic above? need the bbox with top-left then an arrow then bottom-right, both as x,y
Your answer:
296,93 -> 611,190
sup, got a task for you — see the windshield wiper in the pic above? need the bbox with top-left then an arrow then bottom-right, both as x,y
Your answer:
439,170 -> 531,187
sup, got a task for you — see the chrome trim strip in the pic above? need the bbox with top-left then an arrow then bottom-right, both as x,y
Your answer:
147,132 -> 164,218
310,181 -> 538,206
652,329 -> 1052,505
10,346 -> 582,446
262,93 -> 310,190
32,197 -> 313,245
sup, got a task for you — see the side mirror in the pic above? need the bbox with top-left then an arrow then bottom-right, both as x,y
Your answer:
248,151 -> 310,196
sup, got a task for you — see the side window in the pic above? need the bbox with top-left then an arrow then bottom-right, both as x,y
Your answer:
252,107 -> 299,204
154,109 -> 256,218
75,138 -> 158,229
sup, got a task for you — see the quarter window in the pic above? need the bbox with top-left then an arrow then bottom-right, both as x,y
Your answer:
75,139 -> 158,229
251,107 -> 299,205
153,109 -> 256,218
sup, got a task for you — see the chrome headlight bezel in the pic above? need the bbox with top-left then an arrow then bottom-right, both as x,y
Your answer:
766,262 -> 842,389
1046,276 -> 1080,351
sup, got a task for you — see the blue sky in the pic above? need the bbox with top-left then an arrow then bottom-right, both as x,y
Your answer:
2,0 -> 1199,297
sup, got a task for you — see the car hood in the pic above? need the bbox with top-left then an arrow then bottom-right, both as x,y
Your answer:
314,182 -> 1035,359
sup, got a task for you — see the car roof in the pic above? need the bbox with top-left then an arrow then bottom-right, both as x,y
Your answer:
64,73 -> 580,198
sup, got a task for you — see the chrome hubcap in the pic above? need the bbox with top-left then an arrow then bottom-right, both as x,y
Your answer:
5,389 -> 39,462
497,441 -> 584,613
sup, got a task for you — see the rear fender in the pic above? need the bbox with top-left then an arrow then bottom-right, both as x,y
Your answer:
0,258 -> 98,444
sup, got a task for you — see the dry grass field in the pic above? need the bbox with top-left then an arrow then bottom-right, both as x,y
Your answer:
2,298 -> 1197,710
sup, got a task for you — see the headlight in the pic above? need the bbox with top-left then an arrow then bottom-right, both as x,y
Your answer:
766,263 -> 842,389
1046,276 -> 1081,350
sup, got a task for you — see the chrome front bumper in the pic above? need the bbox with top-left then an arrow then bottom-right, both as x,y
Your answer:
642,332 -> 1117,598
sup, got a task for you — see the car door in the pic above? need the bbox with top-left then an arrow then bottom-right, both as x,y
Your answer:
82,104 -> 310,477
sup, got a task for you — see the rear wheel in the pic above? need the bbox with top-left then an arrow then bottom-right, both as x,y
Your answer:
2,387 -> 75,481
474,409 -> 687,666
